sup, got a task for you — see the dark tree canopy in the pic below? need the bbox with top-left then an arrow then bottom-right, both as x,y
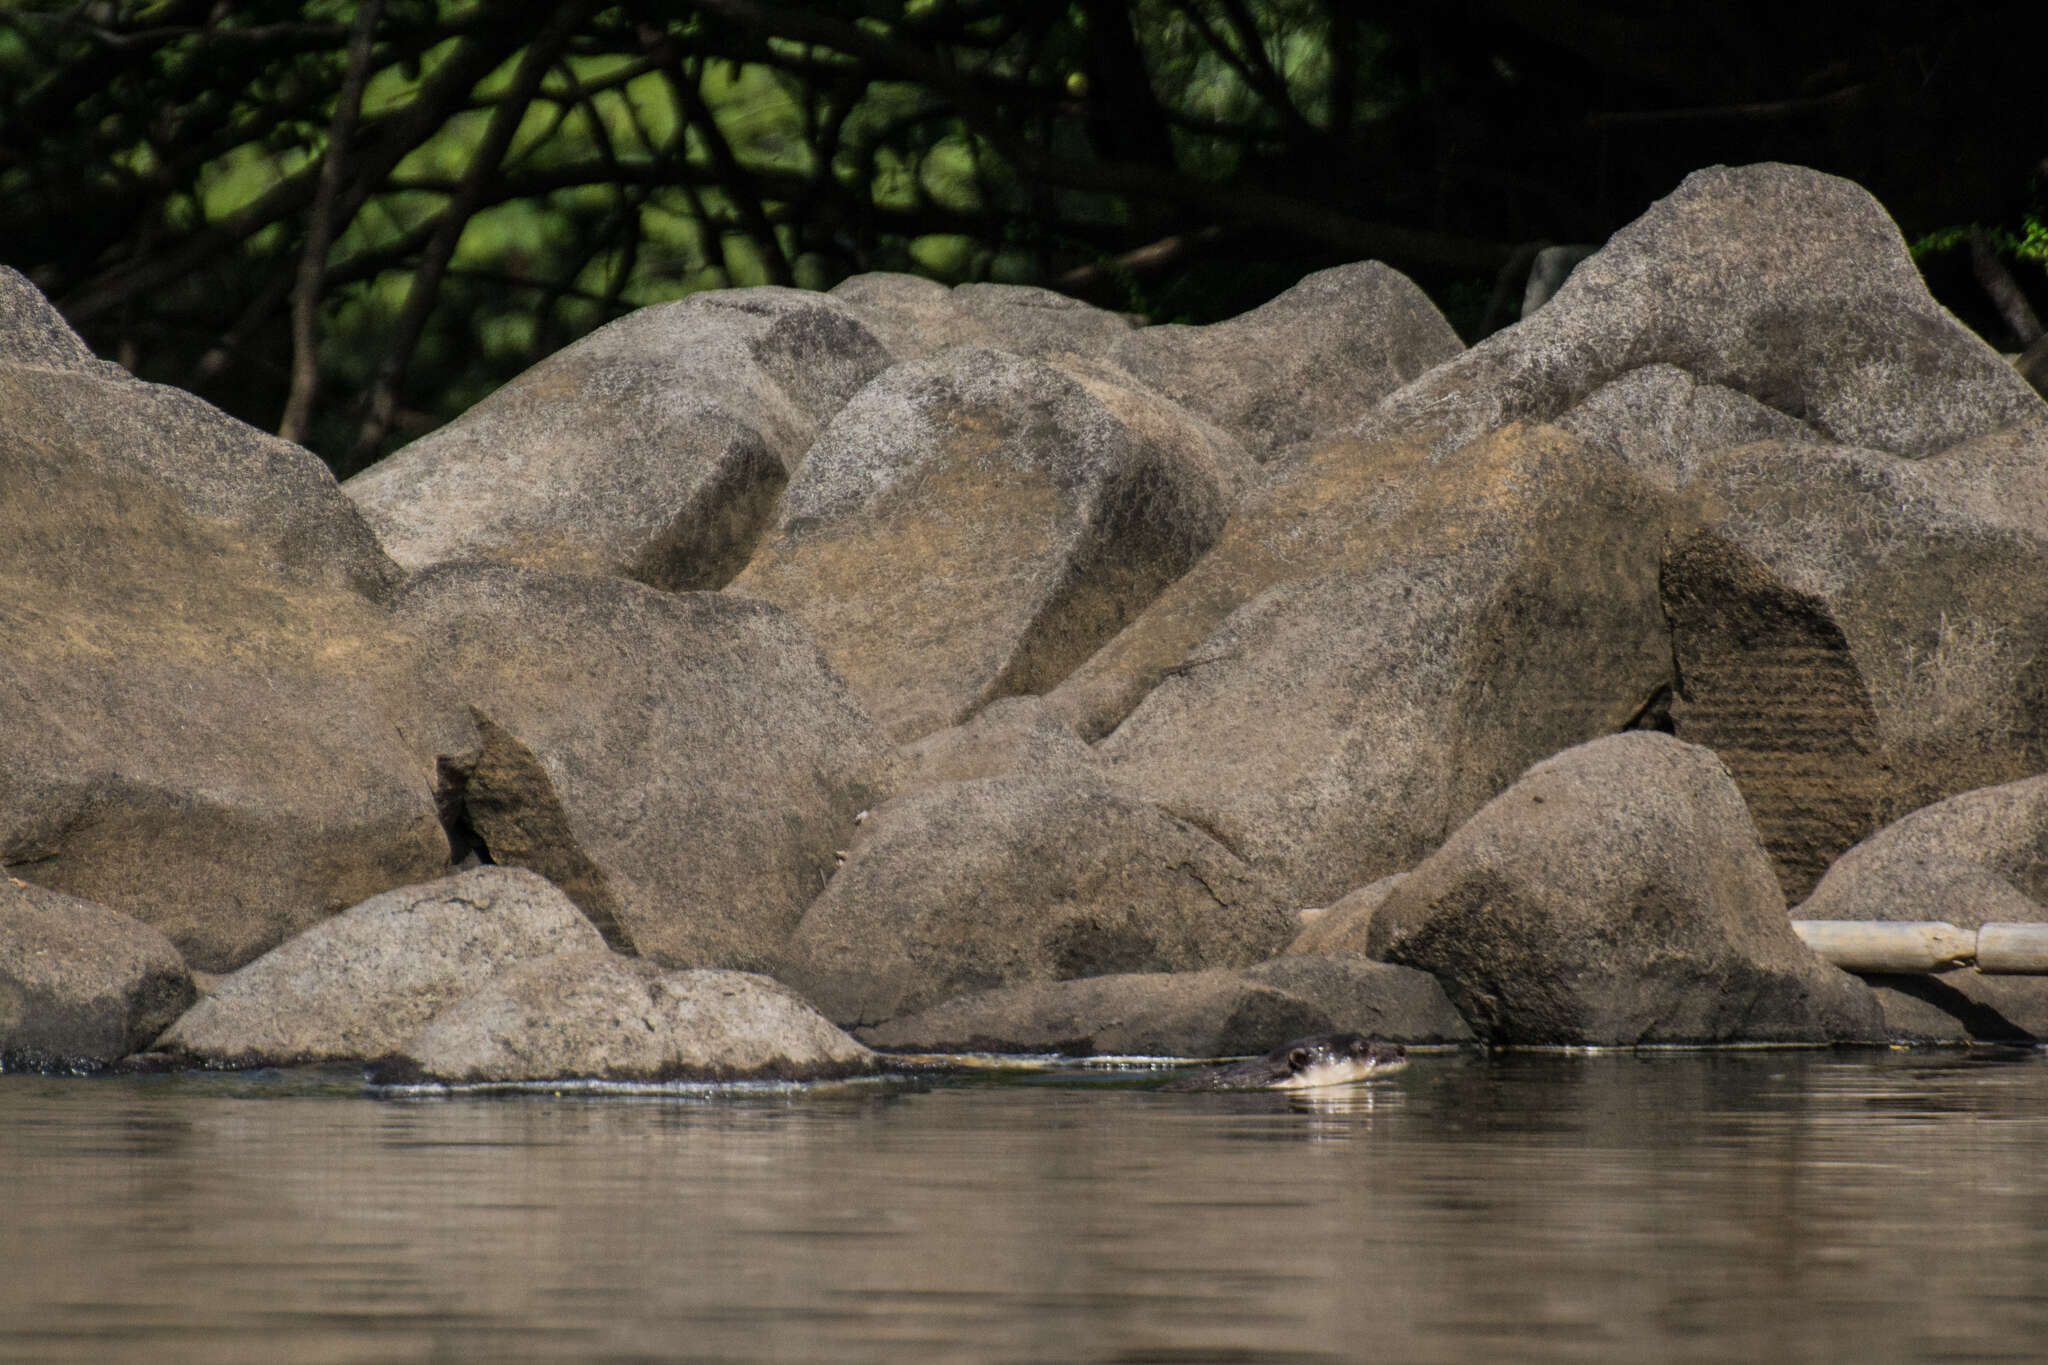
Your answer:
2,0 -> 2041,473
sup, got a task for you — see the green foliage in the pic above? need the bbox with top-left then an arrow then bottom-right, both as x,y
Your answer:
2,1 -> 2039,471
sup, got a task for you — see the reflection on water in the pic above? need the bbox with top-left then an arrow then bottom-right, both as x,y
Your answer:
3,1050 -> 2047,1363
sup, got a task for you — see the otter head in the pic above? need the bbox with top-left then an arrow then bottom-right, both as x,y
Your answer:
1269,1034 -> 1407,1090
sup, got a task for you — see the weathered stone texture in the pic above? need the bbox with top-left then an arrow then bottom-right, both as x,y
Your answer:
392,563 -> 889,972
773,776 -> 1297,1028
156,866 -> 607,1066
1,879 -> 193,1067
344,287 -> 890,589
1367,733 -> 1883,1046
733,346 -> 1227,741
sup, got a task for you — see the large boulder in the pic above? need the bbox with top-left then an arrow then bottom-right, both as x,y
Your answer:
950,282 -> 1136,358
1796,776 -> 2048,1041
771,775 -> 1297,1028
391,563 -> 888,972
1,878 -> 194,1068
1106,261 -> 1464,458
1555,363 -> 1821,493
827,272 -> 1001,361
893,696 -> 1100,792
1366,733 -> 1884,1046
1099,422 -> 1673,905
386,950 -> 876,1084
2,277 -> 451,973
1663,421 -> 2048,898
2,266 -> 401,601
1285,875 -> 1408,957
731,346 -> 1228,741
1374,164 -> 2043,458
343,287 -> 891,589
1043,432 -> 1433,740
155,867 -> 607,1066
856,954 -> 1472,1055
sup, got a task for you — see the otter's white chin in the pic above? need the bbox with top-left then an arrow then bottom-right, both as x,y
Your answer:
1271,1056 -> 1408,1091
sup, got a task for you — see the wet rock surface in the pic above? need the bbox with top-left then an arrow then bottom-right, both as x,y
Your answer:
857,953 -> 1470,1057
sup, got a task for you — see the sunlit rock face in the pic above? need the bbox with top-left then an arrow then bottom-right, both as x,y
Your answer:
771,774 -> 1296,1028
343,287 -> 892,591
17,158 -> 2048,1068
1097,422 -> 1674,909
1367,733 -> 1884,1047
388,951 -> 876,1084
1,880 -> 194,1068
1664,420 -> 2048,900
1,268 -> 449,974
1372,164 -> 2044,459
389,562 -> 890,975
731,346 -> 1229,743
155,867 -> 607,1068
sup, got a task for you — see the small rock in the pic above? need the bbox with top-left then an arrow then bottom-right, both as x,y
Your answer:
391,950 -> 875,1083
155,867 -> 606,1067
2,880 -> 194,1069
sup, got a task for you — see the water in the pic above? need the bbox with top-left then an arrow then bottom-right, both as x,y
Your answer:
4,1048 -> 2046,1364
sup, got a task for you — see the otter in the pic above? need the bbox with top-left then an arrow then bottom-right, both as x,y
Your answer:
1159,1034 -> 1406,1092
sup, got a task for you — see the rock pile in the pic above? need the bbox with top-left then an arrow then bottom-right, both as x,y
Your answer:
8,163 -> 2048,1078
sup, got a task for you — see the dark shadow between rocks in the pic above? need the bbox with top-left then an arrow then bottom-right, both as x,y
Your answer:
443,710 -> 636,954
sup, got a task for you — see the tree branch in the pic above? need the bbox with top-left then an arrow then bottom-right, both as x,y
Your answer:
280,0 -> 382,446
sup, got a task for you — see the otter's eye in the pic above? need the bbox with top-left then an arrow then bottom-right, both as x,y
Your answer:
1288,1049 -> 1310,1071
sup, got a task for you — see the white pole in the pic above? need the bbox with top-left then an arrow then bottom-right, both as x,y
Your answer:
1976,923 -> 2048,974
1790,921 -> 1979,973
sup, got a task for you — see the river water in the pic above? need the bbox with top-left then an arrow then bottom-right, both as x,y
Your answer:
2,1047 -> 2045,1363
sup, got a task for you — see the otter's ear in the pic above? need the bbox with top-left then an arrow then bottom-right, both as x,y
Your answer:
1287,1048 -> 1310,1071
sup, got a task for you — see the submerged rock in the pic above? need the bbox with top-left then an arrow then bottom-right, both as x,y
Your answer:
390,950 -> 875,1084
155,867 -> 606,1067
1367,733 -> 1883,1046
1,879 -> 193,1069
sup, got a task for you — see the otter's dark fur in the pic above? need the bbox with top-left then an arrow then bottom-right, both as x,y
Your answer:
1159,1034 -> 1406,1092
